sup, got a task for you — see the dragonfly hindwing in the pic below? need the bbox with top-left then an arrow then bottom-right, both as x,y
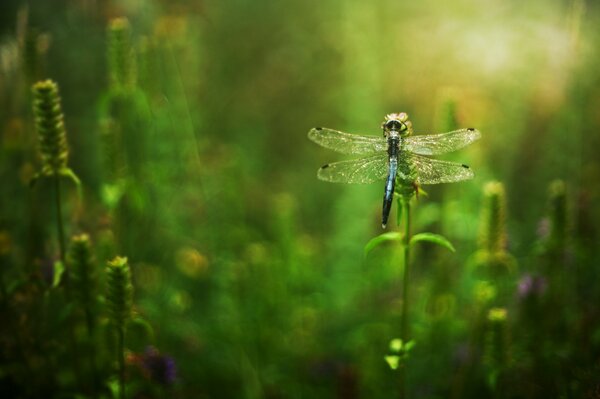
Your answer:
409,153 -> 474,185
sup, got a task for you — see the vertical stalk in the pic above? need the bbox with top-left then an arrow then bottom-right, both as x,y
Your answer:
86,305 -> 99,399
106,256 -> 133,399
399,196 -> 411,399
118,326 -> 125,399
54,174 -> 66,264
55,175 -> 85,390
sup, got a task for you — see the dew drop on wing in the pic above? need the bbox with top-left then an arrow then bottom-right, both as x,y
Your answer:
467,128 -> 475,131
462,164 -> 469,168
315,127 -> 322,130
321,164 -> 330,169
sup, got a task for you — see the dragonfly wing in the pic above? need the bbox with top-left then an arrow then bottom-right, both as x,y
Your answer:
317,153 -> 388,184
410,154 -> 474,185
308,127 -> 388,155
405,128 -> 481,155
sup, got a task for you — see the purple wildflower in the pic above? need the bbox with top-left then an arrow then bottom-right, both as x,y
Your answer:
518,274 -> 547,300
140,346 -> 177,385
536,217 -> 550,240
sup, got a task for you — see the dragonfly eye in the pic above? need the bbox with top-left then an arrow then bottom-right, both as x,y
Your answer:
384,120 -> 402,131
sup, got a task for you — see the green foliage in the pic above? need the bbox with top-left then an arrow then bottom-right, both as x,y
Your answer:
1,2 -> 600,398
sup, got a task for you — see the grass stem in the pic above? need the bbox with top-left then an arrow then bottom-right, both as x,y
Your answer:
54,174 -> 66,264
118,325 -> 126,399
399,196 -> 412,399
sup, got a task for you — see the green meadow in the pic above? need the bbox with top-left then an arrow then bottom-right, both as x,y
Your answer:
1,0 -> 599,398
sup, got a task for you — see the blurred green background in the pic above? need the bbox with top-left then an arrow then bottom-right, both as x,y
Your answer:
1,0 -> 600,398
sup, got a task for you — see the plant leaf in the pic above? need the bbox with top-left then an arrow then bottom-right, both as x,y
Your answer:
52,260 -> 65,288
384,355 -> 400,370
389,338 -> 403,353
404,339 -> 416,352
364,232 -> 403,256
410,233 -> 455,252
60,168 -> 81,187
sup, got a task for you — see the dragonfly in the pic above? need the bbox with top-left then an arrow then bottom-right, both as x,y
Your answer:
308,112 -> 481,228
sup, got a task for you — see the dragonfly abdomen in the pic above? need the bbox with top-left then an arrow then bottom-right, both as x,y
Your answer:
382,135 -> 400,228
382,157 -> 397,228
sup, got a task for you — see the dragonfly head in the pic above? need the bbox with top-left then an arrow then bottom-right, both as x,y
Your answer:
382,113 -> 412,137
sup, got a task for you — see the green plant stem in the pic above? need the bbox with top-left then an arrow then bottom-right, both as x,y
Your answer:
85,310 -> 98,399
399,197 -> 411,399
54,175 -> 66,264
118,325 -> 125,399
54,175 -> 86,392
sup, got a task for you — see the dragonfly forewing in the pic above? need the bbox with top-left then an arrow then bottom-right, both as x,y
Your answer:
308,127 -> 387,155
317,153 -> 388,184
404,128 -> 481,155
409,153 -> 474,184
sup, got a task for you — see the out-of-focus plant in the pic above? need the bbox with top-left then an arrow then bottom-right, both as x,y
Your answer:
107,18 -> 135,92
484,307 -> 510,398
106,255 -> 133,399
68,234 -> 99,393
99,17 -> 154,261
538,180 -> 570,268
469,181 -> 517,303
366,181 -> 458,399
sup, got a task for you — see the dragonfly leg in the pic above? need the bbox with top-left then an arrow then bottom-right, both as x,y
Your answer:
413,181 -> 420,199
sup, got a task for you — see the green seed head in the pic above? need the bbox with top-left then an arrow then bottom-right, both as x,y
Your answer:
68,234 -> 96,307
138,36 -> 158,94
487,307 -> 508,323
106,256 -> 133,328
32,79 -> 69,175
107,17 -> 135,90
479,181 -> 507,253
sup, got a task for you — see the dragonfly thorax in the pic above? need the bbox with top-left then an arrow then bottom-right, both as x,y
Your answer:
382,112 -> 412,137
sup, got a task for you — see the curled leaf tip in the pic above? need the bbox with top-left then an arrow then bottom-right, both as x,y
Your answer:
410,232 -> 455,252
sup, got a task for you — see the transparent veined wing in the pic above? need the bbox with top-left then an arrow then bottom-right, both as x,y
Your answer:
308,127 -> 387,155
317,153 -> 388,184
409,153 -> 474,185
404,128 -> 481,155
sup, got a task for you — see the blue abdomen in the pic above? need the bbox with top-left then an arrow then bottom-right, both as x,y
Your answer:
381,157 -> 397,227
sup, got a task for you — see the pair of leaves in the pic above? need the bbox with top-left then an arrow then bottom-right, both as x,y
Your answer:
30,167 -> 81,187
30,167 -> 83,200
384,338 -> 416,370
364,232 -> 455,256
